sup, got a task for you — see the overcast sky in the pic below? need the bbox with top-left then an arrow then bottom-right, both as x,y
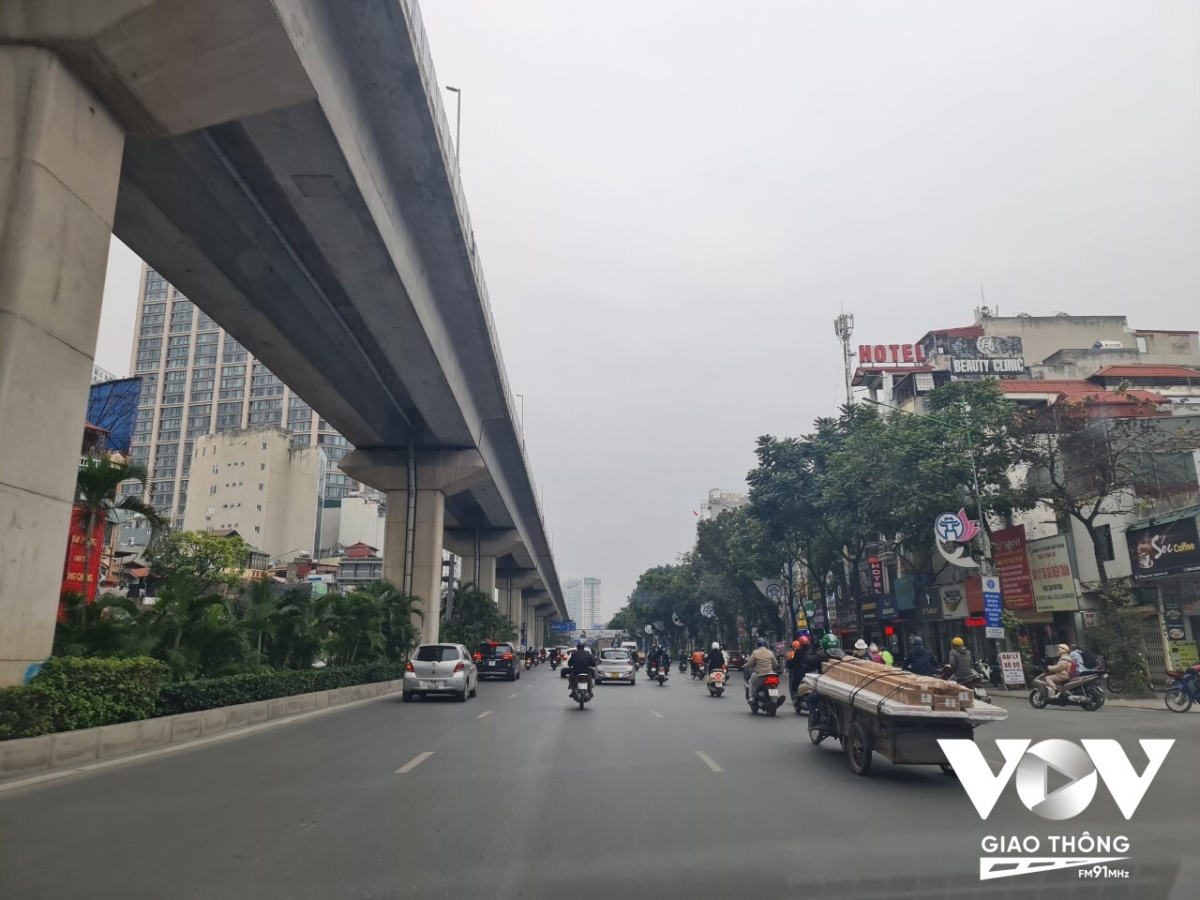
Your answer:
96,1 -> 1200,620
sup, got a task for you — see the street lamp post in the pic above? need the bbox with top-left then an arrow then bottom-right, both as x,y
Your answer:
444,86 -> 461,163
862,396 -> 993,566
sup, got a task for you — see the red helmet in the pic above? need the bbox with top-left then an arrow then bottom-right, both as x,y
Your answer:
798,635 -> 811,646
791,640 -> 801,649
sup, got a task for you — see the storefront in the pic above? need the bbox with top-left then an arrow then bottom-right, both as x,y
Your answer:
1124,512 -> 1200,681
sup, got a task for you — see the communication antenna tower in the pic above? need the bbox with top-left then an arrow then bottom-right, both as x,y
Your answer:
833,313 -> 855,406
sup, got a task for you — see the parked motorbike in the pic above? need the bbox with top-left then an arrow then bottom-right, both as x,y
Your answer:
571,672 -> 593,710
938,664 -> 991,705
706,667 -> 726,697
1029,669 -> 1104,711
1164,664 -> 1200,713
746,672 -> 785,716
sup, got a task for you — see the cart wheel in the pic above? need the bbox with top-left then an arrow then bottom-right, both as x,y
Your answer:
808,723 -> 826,745
846,721 -> 873,775
940,764 -> 956,777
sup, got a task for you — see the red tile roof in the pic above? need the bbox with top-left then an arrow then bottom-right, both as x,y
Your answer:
1091,365 -> 1200,380
998,380 -> 1092,393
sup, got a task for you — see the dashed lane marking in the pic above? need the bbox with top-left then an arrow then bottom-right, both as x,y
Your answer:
695,751 -> 724,773
650,711 -> 663,719
509,693 -> 518,699
477,710 -> 492,718
395,751 -> 434,774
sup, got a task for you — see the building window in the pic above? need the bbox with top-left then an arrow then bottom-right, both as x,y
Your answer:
259,483 -> 264,491
254,526 -> 261,534
260,463 -> 266,470
210,485 -> 217,494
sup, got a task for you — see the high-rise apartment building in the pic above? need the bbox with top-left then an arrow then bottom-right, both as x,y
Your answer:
563,577 -> 601,630
125,263 -> 369,528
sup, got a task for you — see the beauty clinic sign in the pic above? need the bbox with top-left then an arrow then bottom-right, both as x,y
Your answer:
992,525 -> 1035,610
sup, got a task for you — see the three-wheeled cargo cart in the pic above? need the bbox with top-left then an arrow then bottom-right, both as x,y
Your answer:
802,672 -> 1007,776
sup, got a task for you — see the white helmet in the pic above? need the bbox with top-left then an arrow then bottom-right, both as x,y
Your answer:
711,642 -> 719,650
854,639 -> 868,651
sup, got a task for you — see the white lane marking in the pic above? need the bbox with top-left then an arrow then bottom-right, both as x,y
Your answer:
650,710 -> 663,719
509,693 -> 518,699
395,751 -> 434,774
477,710 -> 492,718
695,751 -> 724,773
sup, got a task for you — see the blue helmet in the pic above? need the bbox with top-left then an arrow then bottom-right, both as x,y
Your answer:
756,637 -> 766,647
911,636 -> 924,646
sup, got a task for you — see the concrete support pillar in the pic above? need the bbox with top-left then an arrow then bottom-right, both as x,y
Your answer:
383,488 -> 445,646
343,448 -> 487,649
0,48 -> 125,686
457,554 -> 497,597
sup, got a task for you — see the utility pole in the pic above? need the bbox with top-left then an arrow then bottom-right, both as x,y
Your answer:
833,313 -> 855,406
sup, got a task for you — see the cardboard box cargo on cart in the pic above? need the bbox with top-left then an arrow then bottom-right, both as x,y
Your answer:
818,658 -> 972,710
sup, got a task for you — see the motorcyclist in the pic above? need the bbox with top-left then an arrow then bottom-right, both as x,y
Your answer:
549,646 -> 560,668
524,646 -> 536,667
650,643 -> 671,677
851,639 -> 871,660
705,641 -> 726,673
566,639 -> 596,695
744,637 -> 780,700
1044,643 -> 1075,696
1069,643 -> 1095,674
902,636 -> 940,676
785,639 -> 805,699
948,637 -> 973,682
690,647 -> 705,677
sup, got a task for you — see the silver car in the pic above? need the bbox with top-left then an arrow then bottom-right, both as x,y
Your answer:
403,643 -> 478,702
595,648 -> 636,685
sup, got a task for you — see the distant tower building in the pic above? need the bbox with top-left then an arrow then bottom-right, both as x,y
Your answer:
700,489 -> 749,520
564,577 -> 602,630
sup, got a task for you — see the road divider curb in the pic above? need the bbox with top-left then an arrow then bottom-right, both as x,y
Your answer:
0,678 -> 405,790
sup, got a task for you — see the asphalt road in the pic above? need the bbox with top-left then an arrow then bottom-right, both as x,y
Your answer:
0,667 -> 1196,899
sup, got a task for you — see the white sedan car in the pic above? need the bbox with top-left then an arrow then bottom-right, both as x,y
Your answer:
403,643 -> 478,702
595,648 -> 636,685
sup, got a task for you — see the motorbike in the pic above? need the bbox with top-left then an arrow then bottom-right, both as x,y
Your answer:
1029,669 -> 1105,711
745,671 -> 785,716
524,657 -> 532,671
656,665 -> 668,686
706,667 -> 727,697
679,658 -> 687,673
1164,664 -> 1200,713
550,656 -> 559,671
938,664 -> 991,705
973,659 -> 1001,688
571,672 -> 593,710
793,685 -> 813,716
690,661 -> 705,681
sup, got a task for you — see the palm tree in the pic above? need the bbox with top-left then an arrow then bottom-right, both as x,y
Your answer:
73,456 -> 166,625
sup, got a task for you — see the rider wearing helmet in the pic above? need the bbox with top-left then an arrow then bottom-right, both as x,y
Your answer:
902,636 -> 940,676
948,636 -> 973,682
566,639 -> 596,695
785,639 -> 806,700
705,640 -> 726,672
744,636 -> 780,700
851,638 -> 871,660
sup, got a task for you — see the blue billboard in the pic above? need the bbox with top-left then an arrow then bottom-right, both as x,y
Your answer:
87,377 -> 143,455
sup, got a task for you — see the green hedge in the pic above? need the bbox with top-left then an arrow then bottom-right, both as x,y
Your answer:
0,657 -> 168,740
156,661 -> 406,716
0,659 -> 405,741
